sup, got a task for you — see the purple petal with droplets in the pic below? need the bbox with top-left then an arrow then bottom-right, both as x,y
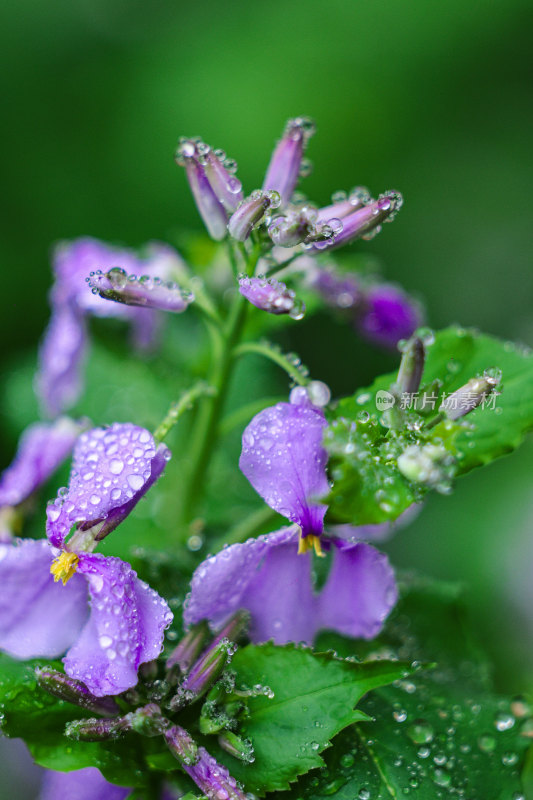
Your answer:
46,423 -> 170,548
262,118 -> 313,207
177,741 -> 247,800
39,767 -> 131,800
356,283 -> 424,350
185,530 -> 396,645
317,542 -> 397,639
0,418 -> 84,508
239,402 -> 329,537
89,270 -> 192,313
64,553 -> 173,696
185,158 -> 229,241
36,303 -> 88,417
0,539 -> 88,659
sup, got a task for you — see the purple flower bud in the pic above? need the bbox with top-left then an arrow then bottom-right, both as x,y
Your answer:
169,637 -> 236,710
263,117 -> 316,207
203,149 -> 243,212
87,268 -> 193,313
127,703 -> 169,737
166,620 -> 210,674
395,336 -> 425,395
439,370 -> 502,420
165,727 -> 247,800
227,190 -> 281,242
175,139 -> 229,240
356,283 -> 424,350
267,204 -> 343,248
238,276 -> 304,318
315,187 -> 372,224
36,667 -> 119,716
65,715 -> 131,741
314,191 -> 403,251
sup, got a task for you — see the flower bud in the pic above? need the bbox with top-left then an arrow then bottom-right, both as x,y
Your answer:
439,371 -> 501,420
395,336 -> 425,396
36,667 -> 119,717
165,727 -> 247,800
65,715 -> 131,742
166,620 -> 210,675
228,190 -> 280,242
263,117 -> 316,207
128,703 -> 169,737
314,191 -> 403,251
315,187 -> 371,224
203,149 -> 243,212
397,443 -> 454,491
87,268 -> 193,313
175,138 -> 229,240
218,731 -> 255,763
238,276 -> 303,317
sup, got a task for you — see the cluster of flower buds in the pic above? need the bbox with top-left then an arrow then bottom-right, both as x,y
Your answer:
175,138 -> 243,240
36,611 -> 253,799
87,268 -> 194,313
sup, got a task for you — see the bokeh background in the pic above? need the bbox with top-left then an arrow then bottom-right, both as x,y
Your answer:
1,0 -> 532,792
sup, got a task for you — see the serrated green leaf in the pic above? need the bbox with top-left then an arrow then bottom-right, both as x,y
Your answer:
276,578 -> 530,799
207,643 -> 412,795
325,326 -> 533,525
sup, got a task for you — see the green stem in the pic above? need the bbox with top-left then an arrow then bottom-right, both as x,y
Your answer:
233,341 -> 310,386
264,251 -> 303,278
154,382 -> 216,443
180,292 -> 249,525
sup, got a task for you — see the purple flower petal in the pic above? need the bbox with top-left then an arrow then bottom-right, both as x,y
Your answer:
0,418 -> 85,508
36,303 -> 88,418
64,553 -> 173,696
0,539 -> 88,659
185,530 -> 396,645
239,402 -> 329,537
184,527 -> 317,643
39,767 -> 131,800
46,423 -> 171,548
317,541 -> 397,639
356,283 -> 424,350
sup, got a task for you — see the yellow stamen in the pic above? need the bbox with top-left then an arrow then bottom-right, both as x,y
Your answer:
297,533 -> 325,558
50,551 -> 79,585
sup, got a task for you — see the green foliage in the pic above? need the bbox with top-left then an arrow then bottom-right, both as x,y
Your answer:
326,327 -> 533,525
208,643 -> 413,795
274,578 -> 531,799
0,654 -> 147,786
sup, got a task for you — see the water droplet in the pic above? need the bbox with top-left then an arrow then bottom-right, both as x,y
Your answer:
494,711 -> 515,731
127,474 -> 144,491
407,719 -> 434,744
478,734 -> 496,752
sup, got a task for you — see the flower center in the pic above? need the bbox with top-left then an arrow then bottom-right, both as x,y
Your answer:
51,551 -> 79,585
297,533 -> 325,557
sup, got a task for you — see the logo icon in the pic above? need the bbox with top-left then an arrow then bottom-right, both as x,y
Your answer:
375,390 -> 395,411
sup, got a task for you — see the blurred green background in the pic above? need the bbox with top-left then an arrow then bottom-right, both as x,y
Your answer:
0,0 -> 532,713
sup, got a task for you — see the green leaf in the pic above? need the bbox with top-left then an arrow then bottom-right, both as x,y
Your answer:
207,643 -> 412,795
274,578 -> 531,799
0,654 -> 147,787
326,326 -> 533,524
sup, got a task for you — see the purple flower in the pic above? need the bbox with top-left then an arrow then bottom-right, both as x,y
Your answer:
0,417 -> 85,510
36,238 -> 185,416
87,268 -> 193,313
38,767 -> 131,800
184,527 -> 397,645
185,392 -> 397,644
356,283 -> 424,350
46,422 -> 170,548
262,117 -> 316,208
0,423 -> 173,696
309,266 -> 361,310
228,190 -> 281,242
239,400 -> 329,540
165,726 -> 247,800
238,276 -> 303,317
313,192 -> 403,251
